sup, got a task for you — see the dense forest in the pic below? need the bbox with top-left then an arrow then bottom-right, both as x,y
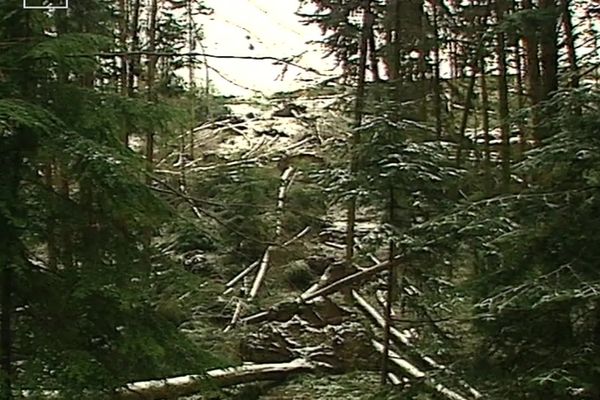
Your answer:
1,0 -> 599,398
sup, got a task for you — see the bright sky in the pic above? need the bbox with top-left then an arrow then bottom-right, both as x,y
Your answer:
194,0 -> 599,97
196,0 -> 338,97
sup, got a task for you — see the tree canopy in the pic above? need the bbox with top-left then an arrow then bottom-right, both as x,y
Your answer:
1,0 -> 599,399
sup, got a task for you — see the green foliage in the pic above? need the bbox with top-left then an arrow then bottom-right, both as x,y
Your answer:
284,261 -> 314,290
262,371 -> 385,400
188,166 -> 278,262
162,218 -> 218,254
25,33 -> 111,73
444,88 -> 600,399
502,7 -> 561,37
285,180 -> 328,232
352,116 -> 463,255
0,0 -> 222,395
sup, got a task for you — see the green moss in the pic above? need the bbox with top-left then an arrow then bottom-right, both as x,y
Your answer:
284,261 -> 315,290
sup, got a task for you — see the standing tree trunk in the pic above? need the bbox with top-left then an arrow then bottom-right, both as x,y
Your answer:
539,0 -> 559,100
447,38 -> 459,138
522,0 -> 542,143
187,0 -> 196,161
417,3 -> 428,121
118,0 -> 129,147
384,0 -> 401,84
480,57 -> 492,194
368,23 -> 380,82
127,0 -> 141,99
118,0 -> 128,94
346,0 -> 372,270
456,67 -> 478,167
384,0 -> 403,103
561,0 -> 579,88
456,26 -> 488,167
514,35 -> 526,156
495,0 -> 511,191
380,186 -> 399,385
432,0 -> 442,138
146,0 -> 158,180
515,42 -> 524,108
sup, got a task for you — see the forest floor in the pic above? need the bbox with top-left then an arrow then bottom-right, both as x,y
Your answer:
155,86 -> 459,400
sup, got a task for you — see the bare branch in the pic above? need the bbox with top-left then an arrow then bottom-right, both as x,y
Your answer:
59,51 -> 327,76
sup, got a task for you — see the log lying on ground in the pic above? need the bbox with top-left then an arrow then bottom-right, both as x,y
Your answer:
353,290 -> 413,347
240,296 -> 352,326
225,260 -> 259,291
300,255 -> 404,302
223,227 -> 310,296
114,358 -> 324,400
371,340 -> 425,379
387,372 -> 403,386
249,247 -> 272,299
354,290 -> 482,399
241,309 -> 274,324
282,226 -> 311,247
240,257 -> 402,326
300,261 -> 357,303
372,341 -> 470,400
224,299 -> 243,332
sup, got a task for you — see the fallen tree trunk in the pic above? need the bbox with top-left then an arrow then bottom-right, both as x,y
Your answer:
300,255 -> 403,303
371,341 -> 470,400
224,299 -> 243,332
241,309 -> 273,324
371,340 -> 425,379
224,228 -> 309,296
114,358 -> 323,400
225,260 -> 259,291
353,290 -> 413,347
355,291 -> 482,399
240,257 -> 403,326
282,226 -> 311,247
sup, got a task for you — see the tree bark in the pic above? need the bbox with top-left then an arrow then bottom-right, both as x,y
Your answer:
539,0 -> 559,100
345,0 -> 371,271
127,0 -> 141,100
368,23 -> 380,82
27,359 -> 324,400
561,0 -> 579,88
456,23 -> 488,167
118,0 -> 128,96
522,0 -> 542,142
495,0 -> 511,191
301,256 -> 403,303
384,0 -> 401,85
380,252 -> 398,384
381,187 -> 399,385
479,57 -> 492,194
432,0 -> 442,138
187,0 -> 196,161
456,70 -> 478,167
113,359 -> 322,399
146,0 -> 158,181
514,34 -> 526,156
355,291 -> 482,399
